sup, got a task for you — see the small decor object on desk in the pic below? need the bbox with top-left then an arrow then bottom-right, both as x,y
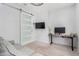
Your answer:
70,33 -> 77,37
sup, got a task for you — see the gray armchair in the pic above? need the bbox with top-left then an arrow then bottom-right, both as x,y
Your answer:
0,37 -> 43,56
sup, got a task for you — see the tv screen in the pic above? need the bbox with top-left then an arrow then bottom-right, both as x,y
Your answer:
35,22 -> 45,29
54,27 -> 65,34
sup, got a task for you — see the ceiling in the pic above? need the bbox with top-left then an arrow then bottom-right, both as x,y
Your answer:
48,3 -> 74,10
6,3 -> 75,10
4,3 -> 75,18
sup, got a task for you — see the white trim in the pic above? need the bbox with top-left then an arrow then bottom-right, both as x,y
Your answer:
21,39 -> 35,46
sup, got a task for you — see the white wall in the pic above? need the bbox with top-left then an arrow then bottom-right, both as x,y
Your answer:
48,5 -> 76,46
0,3 -> 78,47
0,4 -> 35,45
30,4 -> 77,46
30,4 -> 49,43
49,5 -> 76,34
26,3 -> 77,45
76,4 -> 79,48
0,4 -> 20,44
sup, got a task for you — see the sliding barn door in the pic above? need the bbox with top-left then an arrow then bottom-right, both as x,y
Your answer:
21,12 -> 33,45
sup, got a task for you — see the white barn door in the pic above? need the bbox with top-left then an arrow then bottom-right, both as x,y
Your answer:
21,12 -> 33,45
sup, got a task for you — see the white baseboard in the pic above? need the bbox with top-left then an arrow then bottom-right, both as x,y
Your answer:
36,40 -> 49,44
21,39 -> 35,46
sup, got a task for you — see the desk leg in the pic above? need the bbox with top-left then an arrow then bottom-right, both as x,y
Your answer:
50,35 -> 53,44
71,37 -> 74,51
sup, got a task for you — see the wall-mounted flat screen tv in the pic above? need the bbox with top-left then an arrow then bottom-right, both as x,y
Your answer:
35,22 -> 45,29
54,27 -> 65,34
